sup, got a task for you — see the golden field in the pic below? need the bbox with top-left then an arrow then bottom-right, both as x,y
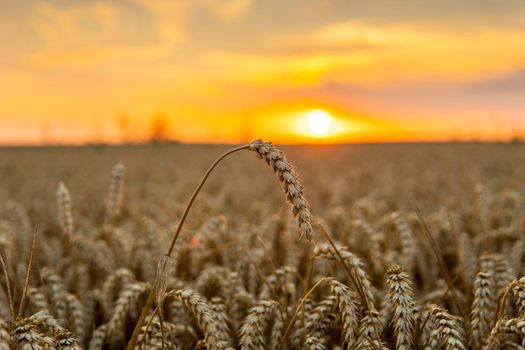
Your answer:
0,142 -> 524,349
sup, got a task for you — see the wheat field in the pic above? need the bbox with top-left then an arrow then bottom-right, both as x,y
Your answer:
0,141 -> 524,349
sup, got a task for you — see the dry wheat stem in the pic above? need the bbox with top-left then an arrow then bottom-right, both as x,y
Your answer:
17,224 -> 38,319
127,144 -> 249,350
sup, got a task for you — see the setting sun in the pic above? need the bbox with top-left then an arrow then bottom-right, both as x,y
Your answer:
307,110 -> 333,136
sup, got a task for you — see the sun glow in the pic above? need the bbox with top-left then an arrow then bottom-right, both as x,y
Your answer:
306,110 -> 333,136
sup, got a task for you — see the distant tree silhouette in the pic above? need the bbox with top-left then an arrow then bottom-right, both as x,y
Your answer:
149,112 -> 169,143
116,112 -> 131,143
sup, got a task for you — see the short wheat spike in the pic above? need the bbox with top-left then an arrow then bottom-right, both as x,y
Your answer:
390,213 -> 416,273
239,300 -> 278,350
354,218 -> 383,274
428,306 -> 467,350
513,276 -> 525,316
65,292 -> 86,345
457,233 -> 477,286
493,255 -> 515,291
0,318 -> 10,349
27,287 -> 49,313
28,310 -> 63,334
387,264 -> 415,350
485,317 -> 525,350
166,289 -> 234,350
106,282 -> 150,341
41,268 -> 68,327
55,331 -> 82,350
136,313 -> 186,349
88,325 -> 107,350
313,242 -> 376,310
303,336 -> 328,350
269,306 -> 285,350
210,297 -> 233,348
328,279 -> 359,348
293,296 -> 337,347
11,323 -> 44,350
106,163 -> 125,221
354,310 -> 384,349
470,271 -> 496,348
57,181 -> 74,238
249,140 -> 313,241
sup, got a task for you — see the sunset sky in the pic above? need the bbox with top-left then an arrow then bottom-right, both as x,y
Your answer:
1,0 -> 525,145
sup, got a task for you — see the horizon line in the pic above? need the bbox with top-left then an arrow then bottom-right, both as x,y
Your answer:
1,138 -> 524,148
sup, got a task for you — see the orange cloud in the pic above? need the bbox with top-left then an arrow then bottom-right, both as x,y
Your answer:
202,0 -> 252,21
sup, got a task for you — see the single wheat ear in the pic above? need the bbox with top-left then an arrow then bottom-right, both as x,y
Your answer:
57,181 -> 74,239
106,162 -> 125,222
249,139 -> 313,242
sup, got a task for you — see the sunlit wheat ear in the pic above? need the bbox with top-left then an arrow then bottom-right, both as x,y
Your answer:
57,181 -> 74,238
106,163 -> 125,221
428,306 -> 467,350
239,300 -> 278,350
470,271 -> 496,348
386,264 -> 415,350
328,279 -> 359,348
249,139 -> 313,241
166,289 -> 234,350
